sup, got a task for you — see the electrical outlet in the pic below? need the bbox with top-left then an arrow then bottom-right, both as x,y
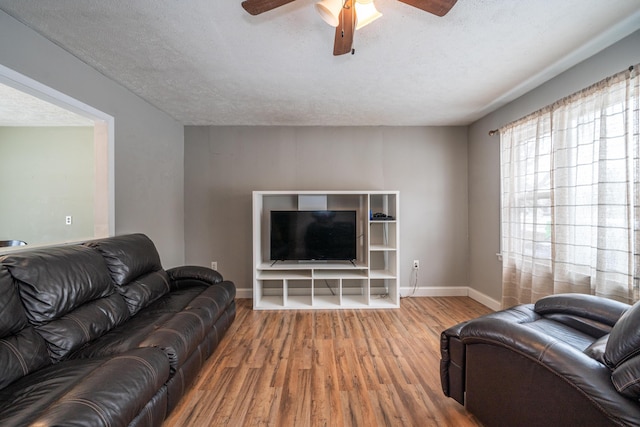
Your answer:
211,261 -> 218,270
65,215 -> 72,225
413,260 -> 420,270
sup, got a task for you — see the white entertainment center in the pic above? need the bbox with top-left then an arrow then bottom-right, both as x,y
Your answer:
252,191 -> 400,310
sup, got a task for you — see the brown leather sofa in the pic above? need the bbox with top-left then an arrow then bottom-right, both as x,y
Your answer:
441,293 -> 640,426
0,233 -> 236,426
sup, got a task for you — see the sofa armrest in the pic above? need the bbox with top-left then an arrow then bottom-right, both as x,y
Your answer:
460,317 -> 640,425
166,265 -> 223,289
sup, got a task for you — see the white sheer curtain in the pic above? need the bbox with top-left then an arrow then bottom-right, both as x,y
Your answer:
501,65 -> 640,307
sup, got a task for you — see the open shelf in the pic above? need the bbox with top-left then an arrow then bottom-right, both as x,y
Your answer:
253,191 -> 399,310
257,269 -> 312,280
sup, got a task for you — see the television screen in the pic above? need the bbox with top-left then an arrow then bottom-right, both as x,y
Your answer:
270,210 -> 357,261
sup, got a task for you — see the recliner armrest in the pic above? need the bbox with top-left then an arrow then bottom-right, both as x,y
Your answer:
440,322 -> 468,403
535,294 -> 630,327
440,304 -> 538,404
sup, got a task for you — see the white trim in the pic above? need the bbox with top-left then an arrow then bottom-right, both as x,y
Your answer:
236,288 -> 255,299
0,64 -> 108,120
0,63 -> 115,236
468,287 -> 502,311
400,286 -> 469,297
399,286 -> 501,311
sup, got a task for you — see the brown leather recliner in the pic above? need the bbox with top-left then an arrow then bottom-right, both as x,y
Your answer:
441,293 -> 640,427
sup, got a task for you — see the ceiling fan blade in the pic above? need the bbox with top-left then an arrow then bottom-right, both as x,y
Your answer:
333,0 -> 355,56
397,0 -> 457,16
241,0 -> 296,15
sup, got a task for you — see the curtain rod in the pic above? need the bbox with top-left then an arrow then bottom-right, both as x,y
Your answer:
487,64 -> 636,138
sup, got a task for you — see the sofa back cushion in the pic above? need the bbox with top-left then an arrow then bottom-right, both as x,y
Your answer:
2,245 -> 129,362
0,267 -> 28,335
0,266 -> 50,389
86,234 -> 170,316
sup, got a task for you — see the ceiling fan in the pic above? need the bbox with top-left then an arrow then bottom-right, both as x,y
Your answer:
241,0 -> 457,56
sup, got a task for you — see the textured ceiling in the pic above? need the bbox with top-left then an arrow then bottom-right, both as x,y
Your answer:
1,0 -> 639,126
0,83 -> 94,126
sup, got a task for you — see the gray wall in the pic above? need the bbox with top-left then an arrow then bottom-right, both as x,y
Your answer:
468,30 -> 640,302
0,126 -> 94,245
184,126 -> 469,295
0,11 -> 186,266
3,7 -> 636,292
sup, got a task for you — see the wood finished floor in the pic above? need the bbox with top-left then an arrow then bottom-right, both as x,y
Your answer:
164,297 -> 491,427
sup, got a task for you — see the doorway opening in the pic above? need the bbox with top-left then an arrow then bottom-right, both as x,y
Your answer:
0,64 -> 114,249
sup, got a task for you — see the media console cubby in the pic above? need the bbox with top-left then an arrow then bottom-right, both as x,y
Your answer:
253,191 -> 399,309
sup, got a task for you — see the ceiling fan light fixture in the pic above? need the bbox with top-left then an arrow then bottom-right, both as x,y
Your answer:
315,0 -> 344,27
354,0 -> 382,30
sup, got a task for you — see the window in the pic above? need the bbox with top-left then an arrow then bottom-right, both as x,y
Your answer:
501,65 -> 640,306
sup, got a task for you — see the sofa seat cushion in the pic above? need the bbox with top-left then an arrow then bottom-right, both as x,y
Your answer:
141,281 -> 235,371
583,334 -> 609,364
131,284 -> 209,317
524,318 -> 597,352
73,283 -> 234,373
70,310 -> 176,361
141,310 -> 209,373
70,286 -> 205,359
0,347 -> 169,427
186,280 -> 236,316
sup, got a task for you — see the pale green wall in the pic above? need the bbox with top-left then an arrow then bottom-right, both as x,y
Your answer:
0,126 -> 94,245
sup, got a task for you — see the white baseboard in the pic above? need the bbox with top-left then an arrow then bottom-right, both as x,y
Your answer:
468,287 -> 502,311
399,286 -> 501,311
236,288 -> 253,298
399,286 -> 468,298
236,286 -> 501,311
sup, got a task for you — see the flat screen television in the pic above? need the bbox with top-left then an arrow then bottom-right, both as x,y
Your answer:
270,210 -> 357,262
